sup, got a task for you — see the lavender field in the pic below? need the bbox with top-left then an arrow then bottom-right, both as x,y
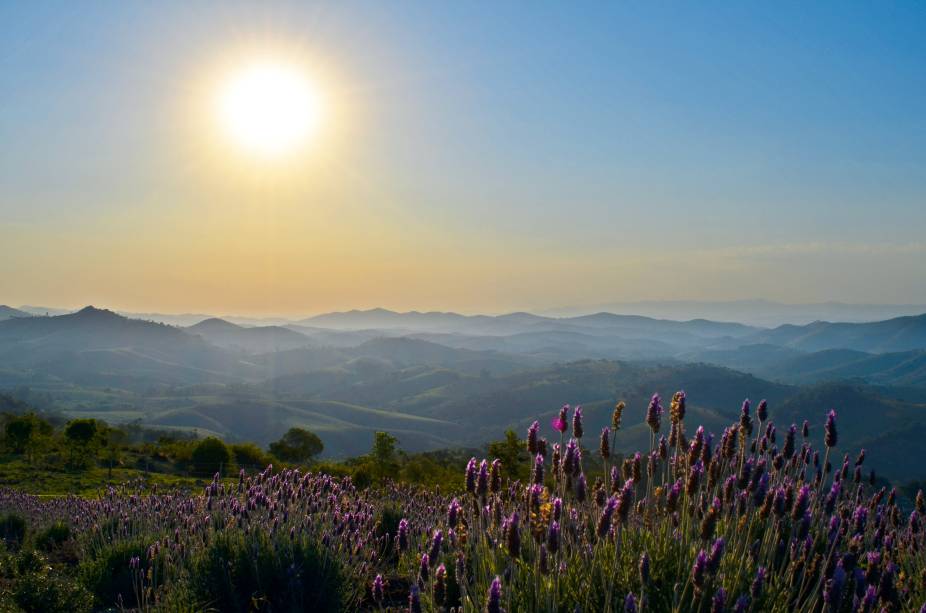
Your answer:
0,394 -> 923,612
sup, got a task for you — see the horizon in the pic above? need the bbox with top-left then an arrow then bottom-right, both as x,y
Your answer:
3,3 -> 926,313
7,299 -> 926,328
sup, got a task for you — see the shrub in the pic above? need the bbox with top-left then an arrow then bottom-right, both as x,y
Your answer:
184,530 -> 346,612
12,566 -> 92,613
0,513 -> 27,550
230,442 -> 272,471
35,521 -> 71,552
190,436 -> 233,477
268,427 -> 324,463
78,539 -> 148,609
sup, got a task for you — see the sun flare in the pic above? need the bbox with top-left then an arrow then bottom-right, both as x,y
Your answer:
217,60 -> 322,157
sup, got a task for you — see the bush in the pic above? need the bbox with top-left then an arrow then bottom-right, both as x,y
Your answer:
190,437 -> 233,477
35,521 -> 71,552
0,513 -> 27,550
12,565 -> 92,613
230,442 -> 272,471
78,539 -> 148,609
268,427 -> 324,463
185,531 -> 346,612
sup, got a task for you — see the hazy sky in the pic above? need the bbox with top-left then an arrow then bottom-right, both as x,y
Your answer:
2,2 -> 925,316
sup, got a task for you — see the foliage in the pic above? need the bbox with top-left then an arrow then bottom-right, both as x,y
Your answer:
230,441 -> 274,470
77,539 -> 149,609
268,427 -> 324,464
5,549 -> 91,613
3,413 -> 52,462
190,436 -> 233,477
63,419 -> 103,469
0,513 -> 26,550
184,530 -> 346,612
371,431 -> 399,481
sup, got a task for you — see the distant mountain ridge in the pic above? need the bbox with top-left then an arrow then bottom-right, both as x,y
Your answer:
0,305 -> 29,320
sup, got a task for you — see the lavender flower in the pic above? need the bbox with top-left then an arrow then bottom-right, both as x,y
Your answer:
739,399 -> 753,436
372,574 -> 384,603
639,551 -> 650,585
505,511 -> 520,558
576,473 -> 587,503
600,427 -> 611,459
546,520 -> 561,554
433,564 -> 447,606
711,588 -> 727,613
616,478 -> 635,524
691,549 -> 708,591
465,458 -> 477,494
671,390 -> 686,423
447,498 -> 461,528
824,409 -> 838,448
707,537 -> 725,573
527,420 -> 540,454
751,567 -> 766,599
612,401 -> 625,430
532,453 -> 545,485
551,405 -> 568,434
624,593 -> 638,612
476,459 -> 489,498
598,496 -> 617,538
490,458 -> 502,493
757,399 -> 768,422
408,585 -> 422,613
397,518 -> 409,551
418,553 -> 430,584
486,576 -> 503,613
428,529 -> 443,562
572,405 -> 584,439
646,393 -> 663,433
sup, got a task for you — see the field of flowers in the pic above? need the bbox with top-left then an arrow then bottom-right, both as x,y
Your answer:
0,392 -> 924,611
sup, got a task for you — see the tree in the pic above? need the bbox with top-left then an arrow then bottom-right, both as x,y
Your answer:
191,437 -> 232,477
102,426 -> 127,479
488,429 -> 529,481
64,419 -> 103,469
231,442 -> 273,471
371,432 -> 399,481
268,428 -> 324,464
5,413 -> 52,463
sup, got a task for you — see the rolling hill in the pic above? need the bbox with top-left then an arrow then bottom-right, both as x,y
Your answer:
0,306 -> 29,321
187,318 -> 314,353
747,313 -> 926,353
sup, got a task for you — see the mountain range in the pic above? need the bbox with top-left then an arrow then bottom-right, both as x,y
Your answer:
2,305 -> 926,480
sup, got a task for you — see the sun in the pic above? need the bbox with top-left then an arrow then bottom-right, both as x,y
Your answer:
217,60 -> 322,157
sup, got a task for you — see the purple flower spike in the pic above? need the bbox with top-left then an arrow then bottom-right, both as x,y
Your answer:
757,399 -> 768,422
646,393 -> 663,433
824,409 -> 838,448
691,549 -> 708,590
476,460 -> 489,497
486,576 -> 503,613
572,405 -> 584,439
598,496 -> 618,538
552,405 -> 568,433
397,518 -> 409,551
624,593 -> 638,613
751,567 -> 766,599
600,427 -> 611,459
465,458 -> 477,494
711,588 -> 727,613
372,574 -> 384,603
527,421 -> 540,454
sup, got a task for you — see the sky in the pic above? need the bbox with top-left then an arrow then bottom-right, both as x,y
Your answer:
1,2 -> 925,316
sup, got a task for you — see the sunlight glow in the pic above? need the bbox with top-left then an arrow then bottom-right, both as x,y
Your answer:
217,61 -> 322,157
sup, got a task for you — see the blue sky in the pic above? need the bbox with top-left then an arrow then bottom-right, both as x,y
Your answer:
1,2 -> 924,315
